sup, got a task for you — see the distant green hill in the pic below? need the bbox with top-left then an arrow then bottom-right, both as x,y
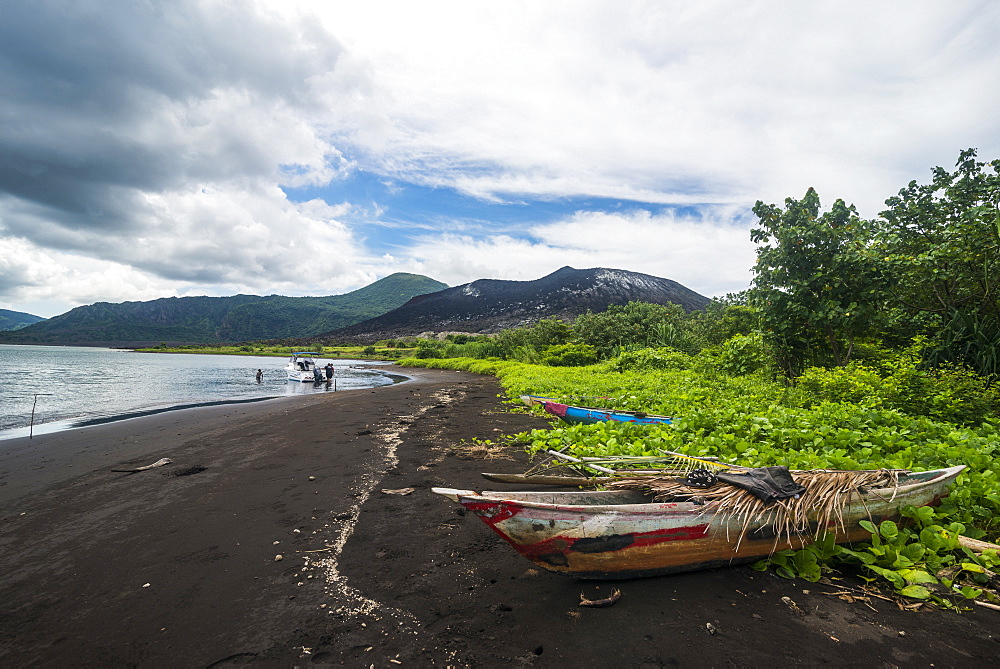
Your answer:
0,309 -> 45,331
0,273 -> 446,346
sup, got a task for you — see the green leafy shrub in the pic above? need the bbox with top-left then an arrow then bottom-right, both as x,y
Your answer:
718,333 -> 775,376
797,357 -> 999,426
609,347 -> 693,372
685,299 -> 760,348
753,506 -> 1000,608
435,339 -> 503,359
523,318 -> 574,347
540,343 -> 597,367
490,328 -> 532,358
796,363 -> 886,407
509,345 -> 543,364
414,339 -> 445,359
574,302 -> 694,357
906,363 -> 1000,426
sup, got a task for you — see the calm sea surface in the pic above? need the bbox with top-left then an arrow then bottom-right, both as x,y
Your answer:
0,345 -> 400,440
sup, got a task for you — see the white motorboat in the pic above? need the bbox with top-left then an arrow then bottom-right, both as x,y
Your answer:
286,352 -> 324,382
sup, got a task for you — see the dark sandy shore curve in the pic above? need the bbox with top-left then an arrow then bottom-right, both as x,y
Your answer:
0,366 -> 429,506
0,366 -> 997,667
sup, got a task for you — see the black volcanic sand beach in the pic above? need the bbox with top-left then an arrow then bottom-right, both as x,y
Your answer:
1,367 -> 998,667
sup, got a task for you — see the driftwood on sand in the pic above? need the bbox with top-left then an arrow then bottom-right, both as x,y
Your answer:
111,457 -> 172,473
579,589 -> 622,607
958,536 -> 1000,553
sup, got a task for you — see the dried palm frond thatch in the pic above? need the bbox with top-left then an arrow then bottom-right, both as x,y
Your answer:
608,468 -> 905,550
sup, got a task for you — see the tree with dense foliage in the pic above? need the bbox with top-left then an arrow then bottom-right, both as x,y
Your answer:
750,189 -> 886,375
522,317 -> 574,347
875,149 -> 1000,376
685,292 -> 760,349
573,301 -> 693,357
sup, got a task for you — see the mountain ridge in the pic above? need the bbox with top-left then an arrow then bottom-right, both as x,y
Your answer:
320,266 -> 710,343
0,273 -> 446,347
0,308 -> 45,332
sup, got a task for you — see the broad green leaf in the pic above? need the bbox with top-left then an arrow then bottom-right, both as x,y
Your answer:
957,586 -> 983,599
891,554 -> 915,569
900,543 -> 926,562
919,528 -> 945,552
898,569 -> 938,585
959,562 -> 986,574
869,566 -> 905,589
899,585 -> 932,600
879,520 -> 899,539
793,550 -> 822,582
839,548 -> 877,565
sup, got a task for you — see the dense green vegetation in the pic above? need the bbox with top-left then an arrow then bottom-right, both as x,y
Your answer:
393,150 -> 1000,607
0,273 -> 446,345
401,350 -> 1000,606
751,149 -> 1000,377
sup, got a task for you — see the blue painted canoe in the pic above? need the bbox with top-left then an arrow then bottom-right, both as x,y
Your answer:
521,395 -> 673,426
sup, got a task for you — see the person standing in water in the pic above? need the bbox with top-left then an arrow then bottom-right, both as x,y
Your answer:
255,369 -> 263,383
324,363 -> 334,381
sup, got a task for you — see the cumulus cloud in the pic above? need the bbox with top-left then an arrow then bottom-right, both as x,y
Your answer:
1,186 -> 379,309
397,208 -> 757,298
0,236 -> 173,314
317,1 -> 1000,213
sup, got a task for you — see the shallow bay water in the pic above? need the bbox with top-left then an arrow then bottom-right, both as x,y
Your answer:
0,345 -> 397,440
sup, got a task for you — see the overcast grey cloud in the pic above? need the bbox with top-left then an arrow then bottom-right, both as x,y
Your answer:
1,1 -> 998,317
1,1 -> 341,212
0,0 -> 379,314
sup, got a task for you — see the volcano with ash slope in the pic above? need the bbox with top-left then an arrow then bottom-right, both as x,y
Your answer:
322,266 -> 711,343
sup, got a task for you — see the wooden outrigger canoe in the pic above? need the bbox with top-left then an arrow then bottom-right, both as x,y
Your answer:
432,465 -> 965,579
520,394 -> 674,426
481,472 -> 614,486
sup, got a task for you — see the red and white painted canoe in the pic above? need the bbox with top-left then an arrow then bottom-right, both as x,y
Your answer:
432,465 -> 965,579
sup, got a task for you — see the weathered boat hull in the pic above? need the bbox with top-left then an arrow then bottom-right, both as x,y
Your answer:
433,466 -> 964,579
520,395 -> 674,426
